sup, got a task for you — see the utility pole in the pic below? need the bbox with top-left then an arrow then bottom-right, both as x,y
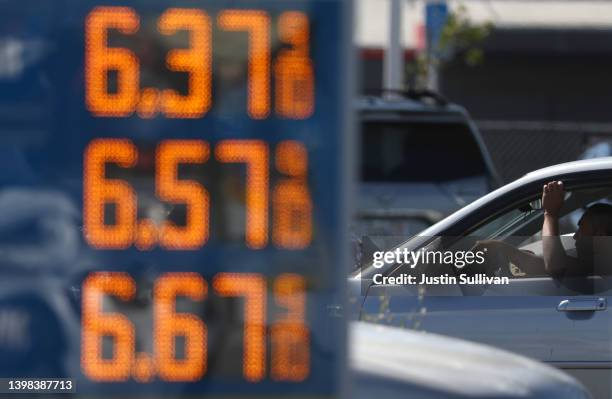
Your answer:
384,0 -> 403,93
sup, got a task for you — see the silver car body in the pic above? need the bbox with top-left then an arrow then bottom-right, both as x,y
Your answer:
354,158 -> 612,399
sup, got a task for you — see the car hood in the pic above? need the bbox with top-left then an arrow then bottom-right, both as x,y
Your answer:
350,322 -> 590,399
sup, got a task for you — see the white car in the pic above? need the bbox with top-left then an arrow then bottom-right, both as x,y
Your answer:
353,158 -> 612,398
351,322 -> 590,398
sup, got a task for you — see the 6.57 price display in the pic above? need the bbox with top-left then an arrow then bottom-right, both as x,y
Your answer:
84,138 -> 312,250
81,272 -> 309,383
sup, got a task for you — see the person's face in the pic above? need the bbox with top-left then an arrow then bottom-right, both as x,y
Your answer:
574,212 -> 597,259
574,212 -> 595,242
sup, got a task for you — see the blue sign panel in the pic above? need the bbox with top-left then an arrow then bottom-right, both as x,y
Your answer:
426,2 -> 449,56
0,0 -> 350,396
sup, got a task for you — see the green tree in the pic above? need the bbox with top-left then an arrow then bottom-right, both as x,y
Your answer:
407,4 -> 493,91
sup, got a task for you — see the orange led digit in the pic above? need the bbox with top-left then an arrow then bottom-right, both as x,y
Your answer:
272,184 -> 312,249
218,10 -> 271,119
213,273 -> 266,382
136,88 -> 160,119
271,274 -> 309,381
275,140 -> 308,177
156,140 -> 209,250
85,7 -> 140,117
154,273 -> 207,381
81,272 -> 136,381
216,140 -> 269,249
274,12 -> 314,119
133,352 -> 155,383
273,141 -> 312,249
273,274 -> 306,321
158,9 -> 212,118
84,139 -> 138,249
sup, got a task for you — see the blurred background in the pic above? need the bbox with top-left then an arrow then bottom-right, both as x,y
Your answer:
350,0 -> 612,246
355,0 -> 612,183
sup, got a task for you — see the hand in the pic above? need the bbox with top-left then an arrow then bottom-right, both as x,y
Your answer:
542,180 -> 565,217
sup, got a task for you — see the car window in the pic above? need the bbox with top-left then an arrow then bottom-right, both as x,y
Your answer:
467,190 -> 580,242
468,207 -> 540,239
465,187 -> 612,280
368,186 -> 612,284
361,121 -> 487,182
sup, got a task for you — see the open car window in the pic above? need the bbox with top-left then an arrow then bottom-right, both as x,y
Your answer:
463,186 -> 612,279
467,206 -> 542,239
360,184 -> 612,281
468,187 -> 612,240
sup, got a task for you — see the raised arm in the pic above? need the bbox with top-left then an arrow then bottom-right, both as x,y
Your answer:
542,181 -> 576,275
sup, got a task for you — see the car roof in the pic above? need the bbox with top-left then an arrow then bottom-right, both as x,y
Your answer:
524,157 -> 612,179
356,96 -> 466,115
420,157 -> 612,237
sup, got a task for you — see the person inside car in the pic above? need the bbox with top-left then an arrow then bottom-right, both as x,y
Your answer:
475,181 -> 612,277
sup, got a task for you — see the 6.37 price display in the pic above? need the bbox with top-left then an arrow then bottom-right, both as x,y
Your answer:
86,7 -> 314,119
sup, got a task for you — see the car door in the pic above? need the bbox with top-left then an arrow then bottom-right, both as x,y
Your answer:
362,258 -> 612,399
410,277 -> 612,399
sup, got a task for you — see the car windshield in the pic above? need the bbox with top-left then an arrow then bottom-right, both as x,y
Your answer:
361,121 -> 487,182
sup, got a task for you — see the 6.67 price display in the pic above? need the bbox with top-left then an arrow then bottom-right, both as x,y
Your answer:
81,272 -> 309,383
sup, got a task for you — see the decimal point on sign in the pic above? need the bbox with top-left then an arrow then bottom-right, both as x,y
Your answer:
133,352 -> 154,383
135,219 -> 158,250
137,88 -> 160,119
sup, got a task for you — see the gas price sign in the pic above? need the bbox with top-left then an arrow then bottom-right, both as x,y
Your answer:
0,0 -> 350,397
